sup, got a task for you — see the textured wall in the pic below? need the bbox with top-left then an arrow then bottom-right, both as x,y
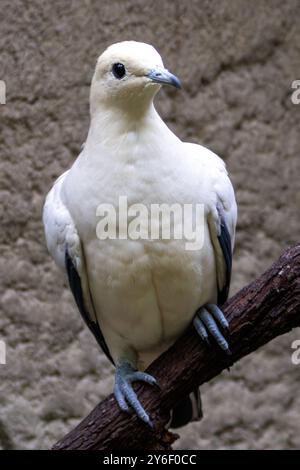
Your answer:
0,0 -> 300,450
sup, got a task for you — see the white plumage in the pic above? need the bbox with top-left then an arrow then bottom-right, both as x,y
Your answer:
43,41 -> 237,427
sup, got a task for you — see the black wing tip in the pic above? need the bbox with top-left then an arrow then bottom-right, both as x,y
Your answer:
217,217 -> 232,306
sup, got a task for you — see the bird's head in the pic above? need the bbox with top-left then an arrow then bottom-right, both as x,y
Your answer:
90,41 -> 181,116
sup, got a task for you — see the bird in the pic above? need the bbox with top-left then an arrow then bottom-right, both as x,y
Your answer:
43,41 -> 237,428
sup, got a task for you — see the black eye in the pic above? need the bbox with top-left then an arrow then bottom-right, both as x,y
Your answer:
112,63 -> 126,79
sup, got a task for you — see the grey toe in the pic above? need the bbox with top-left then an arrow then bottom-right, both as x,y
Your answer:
194,306 -> 231,354
199,308 -> 230,352
207,303 -> 229,330
114,363 -> 157,427
193,315 -> 210,346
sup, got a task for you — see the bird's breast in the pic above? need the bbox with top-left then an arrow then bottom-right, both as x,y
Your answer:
85,227 -> 216,367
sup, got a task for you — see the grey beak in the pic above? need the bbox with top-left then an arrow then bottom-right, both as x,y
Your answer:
147,67 -> 182,89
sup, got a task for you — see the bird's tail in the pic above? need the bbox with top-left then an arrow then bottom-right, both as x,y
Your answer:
169,388 -> 203,429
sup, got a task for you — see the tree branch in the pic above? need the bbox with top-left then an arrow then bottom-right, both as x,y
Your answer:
53,244 -> 300,450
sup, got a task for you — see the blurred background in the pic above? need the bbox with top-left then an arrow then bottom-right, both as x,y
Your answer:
0,0 -> 300,450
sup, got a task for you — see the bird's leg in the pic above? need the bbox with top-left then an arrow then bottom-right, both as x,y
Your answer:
114,359 -> 159,427
193,303 -> 231,354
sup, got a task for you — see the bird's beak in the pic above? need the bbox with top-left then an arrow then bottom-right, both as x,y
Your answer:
147,67 -> 182,89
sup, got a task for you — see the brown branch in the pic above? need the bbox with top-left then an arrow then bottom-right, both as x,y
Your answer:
53,244 -> 300,451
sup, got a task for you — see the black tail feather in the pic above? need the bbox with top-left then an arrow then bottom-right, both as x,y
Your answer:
169,388 -> 203,429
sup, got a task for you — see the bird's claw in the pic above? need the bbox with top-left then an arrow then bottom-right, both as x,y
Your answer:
193,304 -> 231,355
114,361 -> 159,427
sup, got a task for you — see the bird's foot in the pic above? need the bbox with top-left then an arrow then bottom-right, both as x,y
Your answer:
193,304 -> 231,355
114,361 -> 159,428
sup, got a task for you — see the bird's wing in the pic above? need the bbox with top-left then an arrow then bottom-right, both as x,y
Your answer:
185,143 -> 237,306
208,203 -> 234,305
206,153 -> 237,306
43,171 -> 114,364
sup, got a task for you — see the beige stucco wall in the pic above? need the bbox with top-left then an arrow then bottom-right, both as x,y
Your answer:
0,0 -> 300,449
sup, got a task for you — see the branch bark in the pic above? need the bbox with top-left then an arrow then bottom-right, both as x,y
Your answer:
53,244 -> 300,450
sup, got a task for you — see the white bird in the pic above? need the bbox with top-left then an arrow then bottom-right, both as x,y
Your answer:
43,41 -> 237,428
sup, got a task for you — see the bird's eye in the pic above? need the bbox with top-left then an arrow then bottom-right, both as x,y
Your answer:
112,63 -> 126,79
